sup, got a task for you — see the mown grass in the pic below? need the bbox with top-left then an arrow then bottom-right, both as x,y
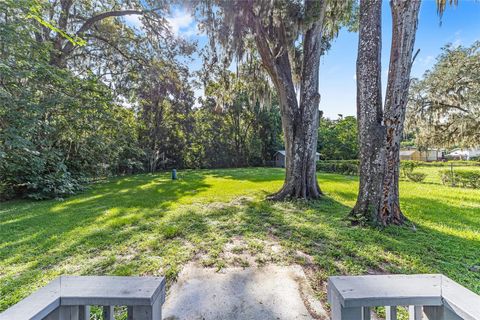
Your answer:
1,168 -> 479,313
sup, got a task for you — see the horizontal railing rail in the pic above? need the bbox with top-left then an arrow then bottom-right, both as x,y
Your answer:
3,273 -> 478,319
327,274 -> 480,320
0,276 -> 166,320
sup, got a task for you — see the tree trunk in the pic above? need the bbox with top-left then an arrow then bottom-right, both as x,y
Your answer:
270,99 -> 322,200
249,2 -> 325,200
267,24 -> 324,200
381,0 -> 420,225
352,0 -> 421,226
268,63 -> 322,200
350,0 -> 386,224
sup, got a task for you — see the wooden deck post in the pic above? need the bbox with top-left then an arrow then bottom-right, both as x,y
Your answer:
127,296 -> 162,320
362,306 -> 371,320
424,305 -> 463,320
329,288 -> 363,320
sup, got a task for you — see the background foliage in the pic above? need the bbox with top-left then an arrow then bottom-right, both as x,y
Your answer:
2,1 -> 477,201
406,42 -> 480,148
0,0 -> 286,200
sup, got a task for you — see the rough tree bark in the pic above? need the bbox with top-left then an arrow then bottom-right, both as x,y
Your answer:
248,1 -> 325,200
352,0 -> 421,226
381,0 -> 421,225
350,0 -> 386,223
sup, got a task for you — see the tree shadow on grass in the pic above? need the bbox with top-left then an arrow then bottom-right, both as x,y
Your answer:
164,193 -> 480,296
402,195 -> 480,232
0,171 -> 212,310
1,168 -> 479,312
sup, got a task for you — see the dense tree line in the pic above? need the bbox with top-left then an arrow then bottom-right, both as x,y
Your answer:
318,115 -> 358,160
4,0 -> 452,229
1,0 -> 139,199
0,0 -> 285,200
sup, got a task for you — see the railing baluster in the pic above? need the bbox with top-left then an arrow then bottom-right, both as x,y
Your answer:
386,306 -> 397,320
103,306 -> 114,320
79,305 -> 90,320
127,306 -> 133,320
362,306 -> 371,320
409,305 -> 423,320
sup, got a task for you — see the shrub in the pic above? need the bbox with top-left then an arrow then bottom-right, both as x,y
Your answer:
402,160 -> 480,167
316,160 -> 359,175
440,169 -> 480,188
0,147 -> 83,200
406,172 -> 427,182
401,161 -> 418,178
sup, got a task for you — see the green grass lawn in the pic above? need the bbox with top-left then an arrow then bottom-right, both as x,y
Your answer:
1,168 -> 479,312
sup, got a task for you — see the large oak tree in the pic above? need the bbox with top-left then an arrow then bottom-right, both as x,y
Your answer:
199,0 -> 355,200
406,42 -> 480,148
351,0 -> 421,225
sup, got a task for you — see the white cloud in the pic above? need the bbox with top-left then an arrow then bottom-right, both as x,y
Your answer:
124,14 -> 144,31
166,9 -> 197,37
123,8 -> 200,38
452,30 -> 462,48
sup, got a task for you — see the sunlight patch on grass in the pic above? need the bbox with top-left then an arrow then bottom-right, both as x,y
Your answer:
0,168 -> 479,312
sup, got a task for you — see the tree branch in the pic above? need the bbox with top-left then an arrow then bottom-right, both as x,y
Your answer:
76,9 -> 144,35
429,101 -> 469,113
61,8 -> 164,59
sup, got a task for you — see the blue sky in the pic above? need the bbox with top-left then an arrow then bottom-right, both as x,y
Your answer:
320,0 -> 480,118
126,1 -> 480,119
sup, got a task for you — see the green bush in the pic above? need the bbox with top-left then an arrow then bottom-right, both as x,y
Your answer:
0,147 -> 83,200
440,169 -> 480,188
401,161 -> 418,178
406,172 -> 427,182
316,160 -> 359,175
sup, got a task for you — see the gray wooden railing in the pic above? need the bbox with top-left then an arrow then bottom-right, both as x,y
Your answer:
0,276 -> 165,320
328,274 -> 480,320
3,273 -> 479,319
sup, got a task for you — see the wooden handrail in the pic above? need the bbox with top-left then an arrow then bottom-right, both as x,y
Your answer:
0,276 -> 166,320
328,274 -> 480,320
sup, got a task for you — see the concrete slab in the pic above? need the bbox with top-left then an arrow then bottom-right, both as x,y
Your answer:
162,264 -> 328,320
